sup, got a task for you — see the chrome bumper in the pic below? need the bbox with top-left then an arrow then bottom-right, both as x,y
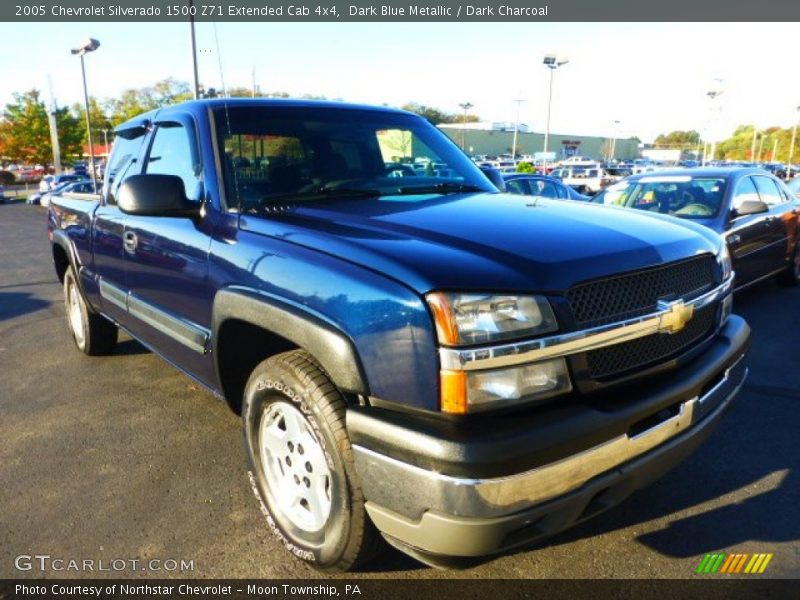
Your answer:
353,355 -> 747,556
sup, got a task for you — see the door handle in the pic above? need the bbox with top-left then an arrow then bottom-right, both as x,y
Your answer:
123,231 -> 138,253
728,234 -> 741,245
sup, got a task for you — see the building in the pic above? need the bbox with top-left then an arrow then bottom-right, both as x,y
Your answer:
437,122 -> 639,161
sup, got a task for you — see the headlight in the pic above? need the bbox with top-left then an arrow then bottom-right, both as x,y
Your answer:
717,244 -> 732,282
426,292 -> 558,346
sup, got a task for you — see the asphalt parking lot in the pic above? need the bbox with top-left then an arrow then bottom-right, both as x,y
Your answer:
1,202 -> 798,580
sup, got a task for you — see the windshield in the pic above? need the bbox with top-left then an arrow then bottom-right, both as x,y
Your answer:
213,104 -> 495,211
594,176 -> 727,219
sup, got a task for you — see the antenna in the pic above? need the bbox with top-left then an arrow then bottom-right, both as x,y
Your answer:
212,22 -> 227,98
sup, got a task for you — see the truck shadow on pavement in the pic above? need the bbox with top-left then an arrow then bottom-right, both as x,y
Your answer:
534,281 -> 800,560
532,399 -> 797,558
0,291 -> 50,321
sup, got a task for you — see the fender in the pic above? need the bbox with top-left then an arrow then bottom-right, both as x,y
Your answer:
51,228 -> 81,274
212,287 -> 369,396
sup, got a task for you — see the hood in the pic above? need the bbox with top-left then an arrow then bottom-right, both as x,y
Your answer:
239,193 -> 722,295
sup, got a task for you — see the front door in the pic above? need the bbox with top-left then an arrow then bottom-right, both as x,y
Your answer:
727,175 -> 775,287
122,116 -> 217,386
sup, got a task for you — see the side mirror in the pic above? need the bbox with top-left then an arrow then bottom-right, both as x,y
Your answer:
480,166 -> 506,192
732,199 -> 768,218
118,174 -> 199,218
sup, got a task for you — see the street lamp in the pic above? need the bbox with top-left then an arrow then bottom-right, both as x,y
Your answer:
511,97 -> 525,164
788,106 -> 800,179
71,38 -> 100,193
458,102 -> 473,151
542,54 -> 568,171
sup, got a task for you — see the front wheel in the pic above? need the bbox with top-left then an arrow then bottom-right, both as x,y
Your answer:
63,268 -> 118,355
242,350 -> 381,572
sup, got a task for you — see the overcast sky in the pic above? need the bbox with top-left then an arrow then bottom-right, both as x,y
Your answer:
1,21 -> 799,143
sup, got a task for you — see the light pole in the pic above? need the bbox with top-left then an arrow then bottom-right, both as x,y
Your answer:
788,106 -> 800,179
71,38 -> 100,192
542,54 -> 568,171
609,120 -> 621,162
458,102 -> 473,152
757,133 -> 766,163
706,87 -> 723,164
511,97 -> 524,164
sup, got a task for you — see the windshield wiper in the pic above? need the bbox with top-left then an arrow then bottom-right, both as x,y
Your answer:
394,183 -> 487,195
260,186 -> 381,206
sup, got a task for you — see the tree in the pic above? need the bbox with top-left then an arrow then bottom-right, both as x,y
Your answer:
401,102 -> 479,125
152,77 -> 192,105
106,88 -> 158,126
516,161 -> 535,173
0,90 -> 83,164
72,97 -> 112,149
106,78 -> 193,126
654,130 -> 701,147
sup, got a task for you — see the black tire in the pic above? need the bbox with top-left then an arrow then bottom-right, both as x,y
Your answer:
63,268 -> 118,355
242,350 -> 381,572
779,241 -> 800,286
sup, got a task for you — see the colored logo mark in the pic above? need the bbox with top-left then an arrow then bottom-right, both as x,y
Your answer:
696,552 -> 773,574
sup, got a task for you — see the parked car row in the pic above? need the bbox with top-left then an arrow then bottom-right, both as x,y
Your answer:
28,179 -> 99,206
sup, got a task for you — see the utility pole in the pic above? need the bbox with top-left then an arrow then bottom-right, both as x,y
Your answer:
511,97 -> 524,163
46,77 -> 62,175
189,0 -> 200,99
750,127 -> 759,163
788,106 -> 799,178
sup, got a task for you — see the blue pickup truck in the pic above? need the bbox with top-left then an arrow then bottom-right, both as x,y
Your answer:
49,99 -> 750,571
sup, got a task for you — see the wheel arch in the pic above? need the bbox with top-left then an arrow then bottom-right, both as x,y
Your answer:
212,288 -> 369,414
51,229 -> 78,283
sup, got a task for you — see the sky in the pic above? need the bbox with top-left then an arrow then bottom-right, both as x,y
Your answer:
1,22 -> 799,143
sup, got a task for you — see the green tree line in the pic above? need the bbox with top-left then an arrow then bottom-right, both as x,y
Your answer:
655,127 -> 800,163
0,78 -> 468,165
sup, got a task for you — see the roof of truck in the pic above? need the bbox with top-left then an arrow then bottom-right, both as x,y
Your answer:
114,98 -> 415,132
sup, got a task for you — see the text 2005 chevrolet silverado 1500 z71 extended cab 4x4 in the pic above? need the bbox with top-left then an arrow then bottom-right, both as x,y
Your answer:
49,99 -> 749,571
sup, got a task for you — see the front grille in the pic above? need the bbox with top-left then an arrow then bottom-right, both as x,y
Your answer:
585,304 -> 717,380
566,255 -> 717,328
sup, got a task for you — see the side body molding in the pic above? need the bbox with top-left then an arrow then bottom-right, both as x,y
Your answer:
211,287 -> 369,395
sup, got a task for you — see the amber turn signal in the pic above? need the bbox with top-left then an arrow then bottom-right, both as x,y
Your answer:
426,292 -> 459,346
440,369 -> 468,414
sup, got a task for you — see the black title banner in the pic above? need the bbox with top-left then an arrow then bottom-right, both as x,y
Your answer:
4,0 -> 800,22
1,579 -> 798,600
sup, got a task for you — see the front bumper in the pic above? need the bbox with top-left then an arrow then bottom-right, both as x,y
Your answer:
350,316 -> 749,559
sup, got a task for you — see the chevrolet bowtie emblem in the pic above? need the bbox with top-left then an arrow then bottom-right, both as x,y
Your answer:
657,299 -> 694,334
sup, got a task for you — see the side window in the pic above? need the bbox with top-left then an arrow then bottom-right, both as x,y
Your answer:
732,177 -> 760,210
146,123 -> 202,202
752,176 -> 784,206
534,179 -> 559,198
505,179 -> 529,195
104,129 -> 147,205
